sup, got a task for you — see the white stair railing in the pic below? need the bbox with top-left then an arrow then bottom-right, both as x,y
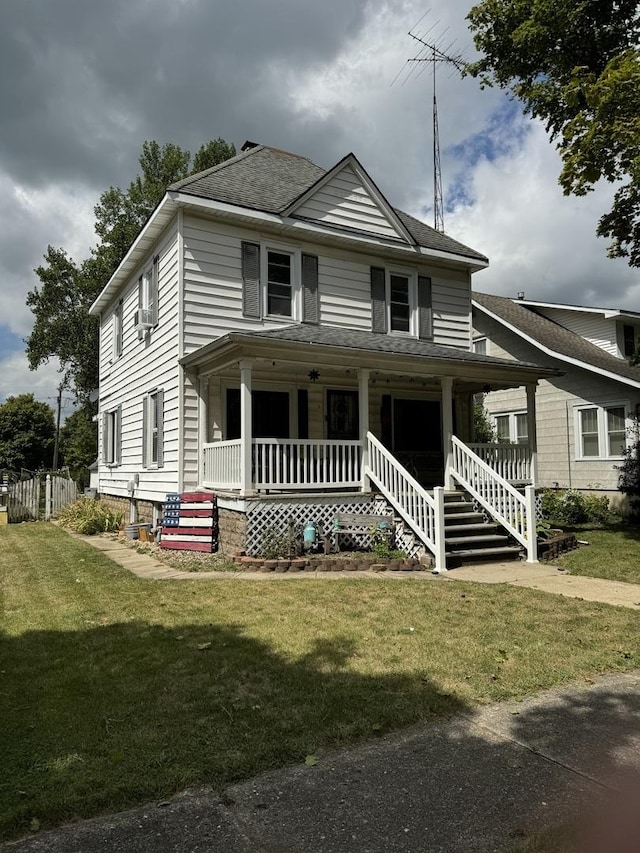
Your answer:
450,436 -> 537,563
365,431 -> 446,572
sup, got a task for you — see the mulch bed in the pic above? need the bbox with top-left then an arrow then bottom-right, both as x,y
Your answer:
231,553 -> 429,572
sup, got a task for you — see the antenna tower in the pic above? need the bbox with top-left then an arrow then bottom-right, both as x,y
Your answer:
404,28 -> 466,234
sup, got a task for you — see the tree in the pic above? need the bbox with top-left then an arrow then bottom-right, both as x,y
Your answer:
26,137 -> 236,399
59,405 -> 98,489
0,394 -> 55,472
466,0 -> 640,265
473,398 -> 495,443
617,417 -> 640,517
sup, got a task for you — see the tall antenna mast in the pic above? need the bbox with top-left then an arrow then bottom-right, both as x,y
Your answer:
432,46 -> 445,233
405,29 -> 466,234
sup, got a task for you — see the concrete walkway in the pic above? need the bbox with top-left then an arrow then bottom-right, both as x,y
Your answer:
76,532 -> 640,609
5,668 -> 640,852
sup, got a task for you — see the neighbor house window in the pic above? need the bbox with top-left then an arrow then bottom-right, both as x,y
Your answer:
473,337 -> 487,355
494,412 -> 528,444
142,390 -> 164,468
102,407 -> 121,466
576,403 -> 627,459
623,324 -> 637,358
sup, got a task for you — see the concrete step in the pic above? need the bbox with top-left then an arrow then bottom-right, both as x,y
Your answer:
443,501 -> 475,513
447,545 -> 523,562
444,522 -> 500,535
443,512 -> 486,524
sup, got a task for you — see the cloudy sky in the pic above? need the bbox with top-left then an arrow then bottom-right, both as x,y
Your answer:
1,0 -> 638,412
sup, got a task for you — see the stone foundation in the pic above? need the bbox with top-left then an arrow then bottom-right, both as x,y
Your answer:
98,494 -> 160,525
218,508 -> 247,554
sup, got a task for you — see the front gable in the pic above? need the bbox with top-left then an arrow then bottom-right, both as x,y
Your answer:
284,155 -> 415,244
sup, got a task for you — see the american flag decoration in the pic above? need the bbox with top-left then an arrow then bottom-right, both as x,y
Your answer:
160,491 -> 219,552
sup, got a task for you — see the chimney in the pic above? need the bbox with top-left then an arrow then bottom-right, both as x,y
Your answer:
517,291 -> 525,300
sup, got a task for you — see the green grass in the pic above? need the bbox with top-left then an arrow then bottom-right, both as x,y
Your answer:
554,522 -> 640,584
3,523 -> 640,840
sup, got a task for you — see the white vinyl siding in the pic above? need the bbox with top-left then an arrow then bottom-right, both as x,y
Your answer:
294,163 -> 404,240
535,308 -> 619,356
97,221 -> 180,502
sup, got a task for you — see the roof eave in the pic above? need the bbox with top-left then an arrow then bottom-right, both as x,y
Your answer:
89,194 -> 177,315
473,298 -> 640,390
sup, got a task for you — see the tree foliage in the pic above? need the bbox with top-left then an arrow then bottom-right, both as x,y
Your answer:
26,138 -> 236,399
473,399 -> 495,443
0,394 -> 55,472
466,0 -> 640,265
617,418 -> 640,517
59,405 -> 98,489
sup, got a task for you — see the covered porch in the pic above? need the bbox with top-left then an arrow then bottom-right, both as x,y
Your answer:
182,326 -> 551,497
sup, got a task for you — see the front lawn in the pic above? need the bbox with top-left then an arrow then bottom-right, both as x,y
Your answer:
3,523 -> 640,841
554,523 -> 640,584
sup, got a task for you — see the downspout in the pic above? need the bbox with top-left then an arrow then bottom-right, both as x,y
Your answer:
565,400 -> 572,489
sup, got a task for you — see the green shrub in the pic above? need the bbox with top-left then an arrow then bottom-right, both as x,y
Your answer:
540,489 -> 610,526
258,520 -> 302,559
56,498 -> 123,535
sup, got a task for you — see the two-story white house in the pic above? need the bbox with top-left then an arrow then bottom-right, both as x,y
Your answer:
90,142 -> 556,569
473,292 -> 640,507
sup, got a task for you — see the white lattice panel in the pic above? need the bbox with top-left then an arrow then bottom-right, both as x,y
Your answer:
245,494 -> 427,559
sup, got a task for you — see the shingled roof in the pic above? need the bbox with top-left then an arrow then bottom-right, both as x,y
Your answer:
473,291 -> 640,388
170,144 -> 487,263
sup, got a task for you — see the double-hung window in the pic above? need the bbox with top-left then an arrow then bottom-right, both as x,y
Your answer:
494,412 -> 528,445
102,407 -> 121,466
370,267 -> 432,339
136,255 -> 159,334
142,390 -> 164,468
576,404 -> 627,459
242,241 -> 319,323
113,299 -> 123,359
472,337 -> 487,355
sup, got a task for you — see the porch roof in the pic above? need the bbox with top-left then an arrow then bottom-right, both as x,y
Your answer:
181,324 -> 560,385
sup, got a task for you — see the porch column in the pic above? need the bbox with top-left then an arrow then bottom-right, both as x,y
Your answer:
441,377 -> 454,489
198,376 -> 209,486
358,369 -> 370,491
239,358 -> 254,496
526,382 -> 538,487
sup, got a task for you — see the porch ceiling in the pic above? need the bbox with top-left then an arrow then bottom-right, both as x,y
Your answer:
180,325 -> 561,388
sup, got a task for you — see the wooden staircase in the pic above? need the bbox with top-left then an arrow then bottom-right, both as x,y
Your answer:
443,489 -> 523,567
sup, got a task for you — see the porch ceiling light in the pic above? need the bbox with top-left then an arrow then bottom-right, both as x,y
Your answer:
308,369 -> 320,382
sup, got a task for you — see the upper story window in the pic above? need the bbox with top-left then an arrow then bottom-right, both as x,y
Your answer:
623,324 -> 637,358
370,266 -> 432,339
575,403 -> 627,459
242,241 -> 319,324
266,250 -> 293,317
135,255 -> 159,334
473,337 -> 487,355
389,274 -> 411,332
113,299 -> 123,358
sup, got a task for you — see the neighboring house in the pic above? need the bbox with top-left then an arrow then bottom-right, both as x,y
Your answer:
473,292 -> 640,504
89,142 -> 556,569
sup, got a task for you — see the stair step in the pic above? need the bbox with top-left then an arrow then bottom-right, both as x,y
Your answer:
445,534 -> 510,547
447,545 -> 523,561
443,512 -> 485,523
443,502 -> 475,513
444,523 -> 499,535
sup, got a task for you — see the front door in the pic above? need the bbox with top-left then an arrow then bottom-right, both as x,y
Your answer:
326,390 -> 359,440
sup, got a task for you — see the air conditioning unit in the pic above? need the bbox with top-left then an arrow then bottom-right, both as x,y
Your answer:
134,308 -> 154,330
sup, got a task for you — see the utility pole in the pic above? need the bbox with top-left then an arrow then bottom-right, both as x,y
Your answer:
52,382 -> 63,471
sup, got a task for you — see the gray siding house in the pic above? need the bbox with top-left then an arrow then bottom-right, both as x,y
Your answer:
89,142 -> 555,568
473,293 -> 640,506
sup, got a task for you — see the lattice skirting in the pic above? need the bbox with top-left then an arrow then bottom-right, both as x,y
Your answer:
244,494 -> 427,560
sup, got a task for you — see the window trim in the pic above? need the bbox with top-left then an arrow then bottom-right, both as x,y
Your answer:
260,242 -> 301,321
102,406 -> 121,467
574,401 -> 629,461
492,411 -> 528,445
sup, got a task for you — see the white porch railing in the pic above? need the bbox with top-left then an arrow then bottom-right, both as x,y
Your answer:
203,438 -> 362,491
253,439 -> 361,490
365,431 -> 446,572
450,436 -> 537,563
467,443 -> 532,484
204,439 -> 242,490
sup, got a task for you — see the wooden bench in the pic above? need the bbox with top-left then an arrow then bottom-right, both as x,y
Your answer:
331,512 -> 394,552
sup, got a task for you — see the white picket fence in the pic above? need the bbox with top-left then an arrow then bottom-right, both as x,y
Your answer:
4,475 -> 77,522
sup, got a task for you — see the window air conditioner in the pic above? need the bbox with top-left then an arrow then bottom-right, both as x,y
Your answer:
134,308 -> 154,330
